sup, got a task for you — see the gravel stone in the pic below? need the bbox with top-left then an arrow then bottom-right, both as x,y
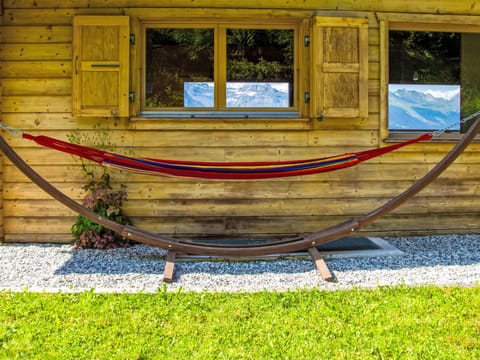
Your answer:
0,234 -> 478,293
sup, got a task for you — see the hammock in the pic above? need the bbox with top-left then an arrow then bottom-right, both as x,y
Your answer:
0,116 -> 479,258
18,131 -> 433,180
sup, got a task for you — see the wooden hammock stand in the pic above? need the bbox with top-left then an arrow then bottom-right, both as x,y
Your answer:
1,115 -> 479,282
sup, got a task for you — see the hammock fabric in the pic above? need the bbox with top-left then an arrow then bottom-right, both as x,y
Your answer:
21,132 -> 433,180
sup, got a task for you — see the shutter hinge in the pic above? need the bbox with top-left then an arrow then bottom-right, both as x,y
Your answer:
304,35 -> 310,47
304,92 -> 310,104
129,91 -> 135,103
130,34 -> 135,45
318,111 -> 325,122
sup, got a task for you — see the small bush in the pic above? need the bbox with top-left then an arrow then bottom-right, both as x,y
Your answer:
71,173 -> 133,249
67,124 -> 133,250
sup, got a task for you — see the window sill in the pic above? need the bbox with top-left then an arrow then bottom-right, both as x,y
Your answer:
385,132 -> 480,143
129,116 -> 312,130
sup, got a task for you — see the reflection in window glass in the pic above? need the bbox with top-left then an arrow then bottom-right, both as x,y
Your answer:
389,31 -> 480,132
145,28 -> 214,108
388,83 -> 460,130
226,29 -> 294,108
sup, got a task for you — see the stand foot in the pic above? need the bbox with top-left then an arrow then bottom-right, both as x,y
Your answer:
163,250 -> 176,283
308,247 -> 334,282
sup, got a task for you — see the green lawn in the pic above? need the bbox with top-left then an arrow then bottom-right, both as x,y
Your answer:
0,286 -> 478,359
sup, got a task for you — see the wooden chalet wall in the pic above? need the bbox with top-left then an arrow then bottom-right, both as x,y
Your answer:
1,0 -> 480,243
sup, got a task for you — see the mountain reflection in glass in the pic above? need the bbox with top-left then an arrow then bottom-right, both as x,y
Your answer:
389,84 -> 460,130
145,28 -> 214,108
226,29 -> 294,108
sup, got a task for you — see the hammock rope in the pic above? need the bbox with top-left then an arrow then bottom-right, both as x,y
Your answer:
0,123 -> 433,180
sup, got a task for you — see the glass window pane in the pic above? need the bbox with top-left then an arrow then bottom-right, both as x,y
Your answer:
226,29 -> 294,108
389,31 -> 460,84
145,28 -> 214,108
388,31 -> 467,131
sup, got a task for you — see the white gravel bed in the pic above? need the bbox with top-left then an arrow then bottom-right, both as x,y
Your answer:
0,234 -> 478,293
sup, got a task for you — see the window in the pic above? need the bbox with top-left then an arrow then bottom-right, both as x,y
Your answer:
142,22 -> 297,116
388,28 -> 480,133
71,13 -> 369,121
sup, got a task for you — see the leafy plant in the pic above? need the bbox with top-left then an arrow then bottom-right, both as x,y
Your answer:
67,124 -> 133,249
71,173 -> 132,249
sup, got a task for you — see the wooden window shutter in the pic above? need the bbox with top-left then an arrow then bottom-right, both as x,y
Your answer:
72,16 -> 130,117
311,17 -> 368,119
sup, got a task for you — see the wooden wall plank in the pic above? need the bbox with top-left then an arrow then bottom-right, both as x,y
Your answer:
308,130 -> 378,146
4,0 -> 480,15
4,1 -> 88,9
2,79 -> 72,96
2,25 -> 72,43
0,43 -> 71,60
4,200 -> 77,217
2,8 -> 124,25
1,113 -> 107,130
130,130 -> 310,148
117,0 -> 480,15
4,217 -> 74,233
365,214 -> 480,234
3,9 -> 76,25
125,214 -> 480,236
4,183 -> 85,200
2,96 -> 71,112
5,179 -> 480,201
4,213 -> 480,238
2,60 -> 71,78
7,196 -> 479,218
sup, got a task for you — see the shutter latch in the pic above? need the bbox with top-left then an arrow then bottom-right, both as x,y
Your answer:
304,92 -> 310,104
304,36 -> 310,47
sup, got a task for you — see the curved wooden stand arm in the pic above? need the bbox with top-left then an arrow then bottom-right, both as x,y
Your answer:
1,116 -> 479,257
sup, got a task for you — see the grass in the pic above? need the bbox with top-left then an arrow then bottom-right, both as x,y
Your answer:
0,286 -> 478,359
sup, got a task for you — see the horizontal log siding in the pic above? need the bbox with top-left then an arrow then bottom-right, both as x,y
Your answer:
2,1 -> 480,244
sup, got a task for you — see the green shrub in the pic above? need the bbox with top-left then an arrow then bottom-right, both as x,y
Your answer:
71,173 -> 132,249
67,124 -> 133,249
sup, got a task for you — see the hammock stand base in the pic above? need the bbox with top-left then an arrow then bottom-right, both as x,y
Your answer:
308,247 -> 334,282
163,250 -> 177,283
1,116 -> 479,283
162,247 -> 334,283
